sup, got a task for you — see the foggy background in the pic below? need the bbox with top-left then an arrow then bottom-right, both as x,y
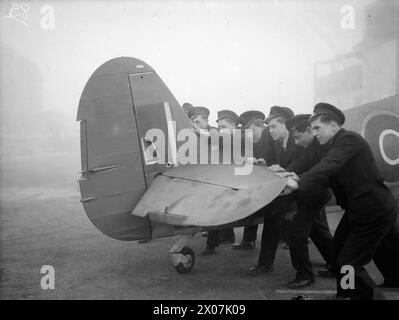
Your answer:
0,0 -> 397,190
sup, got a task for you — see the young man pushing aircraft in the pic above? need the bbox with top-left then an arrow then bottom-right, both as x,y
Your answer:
283,102 -> 399,300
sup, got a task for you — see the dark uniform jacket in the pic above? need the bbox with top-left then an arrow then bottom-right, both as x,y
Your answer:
269,134 -> 301,169
298,129 -> 397,223
286,138 -> 329,175
285,137 -> 331,210
252,128 -> 276,166
265,134 -> 301,213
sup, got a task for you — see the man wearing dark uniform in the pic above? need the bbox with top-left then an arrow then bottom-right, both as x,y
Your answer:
277,114 -> 335,288
248,106 -> 299,275
233,110 -> 275,250
188,106 -> 214,130
285,102 -> 399,299
201,109 -> 238,255
188,106 -> 217,240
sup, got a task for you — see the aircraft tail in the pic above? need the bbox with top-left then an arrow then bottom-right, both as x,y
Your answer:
77,57 -> 192,240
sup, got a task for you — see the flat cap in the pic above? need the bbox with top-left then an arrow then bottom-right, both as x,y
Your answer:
188,106 -> 210,120
265,106 -> 295,123
310,102 -> 345,125
286,114 -> 311,131
216,109 -> 239,123
238,110 -> 265,128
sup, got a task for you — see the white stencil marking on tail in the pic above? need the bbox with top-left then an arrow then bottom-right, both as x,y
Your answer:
164,101 -> 178,166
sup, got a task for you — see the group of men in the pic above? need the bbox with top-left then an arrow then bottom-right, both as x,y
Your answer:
182,102 -> 399,300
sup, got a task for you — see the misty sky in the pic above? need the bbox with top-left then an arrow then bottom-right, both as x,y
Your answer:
1,0 -> 374,126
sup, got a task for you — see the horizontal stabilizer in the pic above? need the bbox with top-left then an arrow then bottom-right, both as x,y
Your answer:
132,164 -> 286,226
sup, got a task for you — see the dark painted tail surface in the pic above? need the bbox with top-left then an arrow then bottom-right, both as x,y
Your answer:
77,57 -> 192,240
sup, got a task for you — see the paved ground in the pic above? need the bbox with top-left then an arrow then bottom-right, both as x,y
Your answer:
0,153 -> 396,300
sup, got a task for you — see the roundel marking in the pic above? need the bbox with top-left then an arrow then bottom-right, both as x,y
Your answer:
379,129 -> 399,166
360,110 -> 399,182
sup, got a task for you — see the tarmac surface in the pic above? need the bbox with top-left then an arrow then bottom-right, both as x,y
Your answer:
0,152 -> 396,300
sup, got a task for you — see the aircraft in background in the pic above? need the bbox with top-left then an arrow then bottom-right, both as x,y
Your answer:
77,57 -> 399,274
343,95 -> 399,200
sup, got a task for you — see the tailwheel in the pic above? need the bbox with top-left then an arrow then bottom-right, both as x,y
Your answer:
172,247 -> 195,274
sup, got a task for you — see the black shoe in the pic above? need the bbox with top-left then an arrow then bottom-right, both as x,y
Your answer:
233,241 -> 256,250
247,265 -> 273,275
201,247 -> 215,256
292,294 -> 311,300
220,237 -> 235,244
138,239 -> 151,243
317,269 -> 336,278
326,295 -> 351,300
201,232 -> 208,238
378,281 -> 399,288
288,279 -> 314,289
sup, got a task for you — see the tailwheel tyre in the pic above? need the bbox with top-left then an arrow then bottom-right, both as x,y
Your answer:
174,247 -> 195,274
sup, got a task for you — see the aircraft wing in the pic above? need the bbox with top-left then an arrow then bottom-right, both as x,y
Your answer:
132,164 -> 286,226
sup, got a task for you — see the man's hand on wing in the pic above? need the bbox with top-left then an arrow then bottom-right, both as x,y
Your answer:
268,164 -> 285,172
278,176 -> 300,196
276,171 -> 299,181
245,157 -> 267,166
286,178 -> 299,190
